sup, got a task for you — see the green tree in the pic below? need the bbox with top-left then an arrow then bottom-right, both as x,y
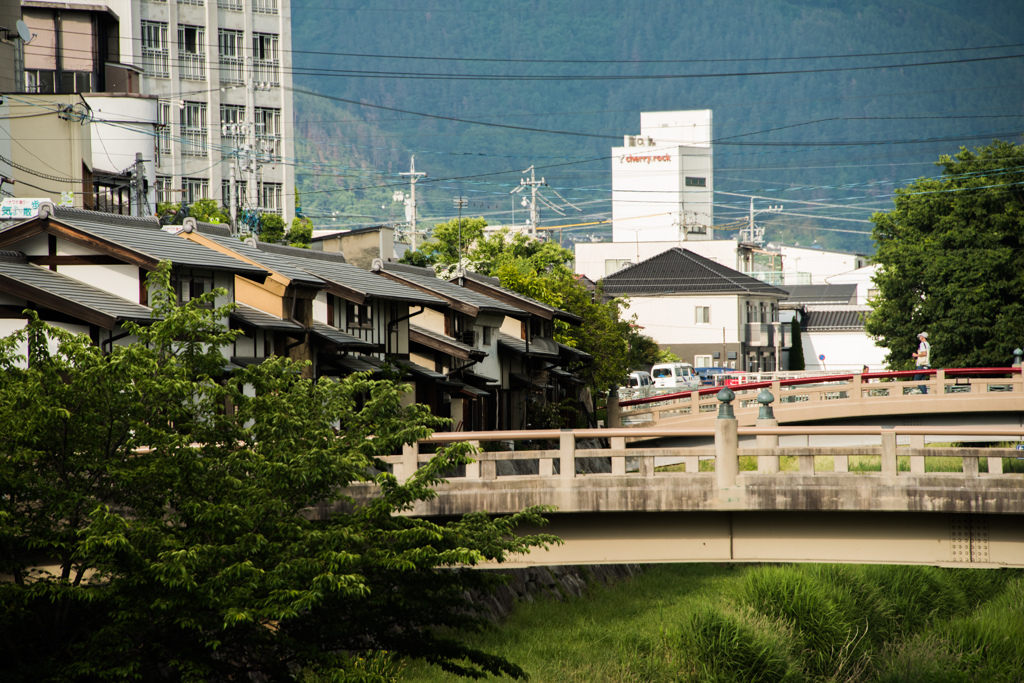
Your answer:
289,216 -> 314,248
188,198 -> 230,224
866,140 -> 1024,369
259,213 -> 286,243
400,217 -> 488,267
0,265 -> 556,682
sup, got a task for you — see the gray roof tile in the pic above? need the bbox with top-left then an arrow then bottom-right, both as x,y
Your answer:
0,253 -> 154,324
198,234 -> 325,286
258,245 -> 444,306
381,263 -> 524,316
601,247 -> 789,298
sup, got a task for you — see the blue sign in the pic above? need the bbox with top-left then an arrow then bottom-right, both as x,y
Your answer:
818,354 -> 825,361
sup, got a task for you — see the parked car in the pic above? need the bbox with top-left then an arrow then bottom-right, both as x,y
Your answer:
618,370 -> 654,400
695,366 -> 730,387
650,362 -> 701,392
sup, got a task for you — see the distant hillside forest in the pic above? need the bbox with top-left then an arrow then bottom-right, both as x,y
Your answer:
290,0 -> 1024,256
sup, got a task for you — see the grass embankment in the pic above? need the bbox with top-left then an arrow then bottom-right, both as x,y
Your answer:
401,564 -> 1024,683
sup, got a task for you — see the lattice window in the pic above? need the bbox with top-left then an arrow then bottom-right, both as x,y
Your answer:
181,177 -> 209,205
255,108 -> 281,160
253,0 -> 278,14
218,29 -> 245,85
261,182 -> 282,215
141,21 -> 169,78
180,102 -> 208,157
177,25 -> 206,81
252,33 -> 280,87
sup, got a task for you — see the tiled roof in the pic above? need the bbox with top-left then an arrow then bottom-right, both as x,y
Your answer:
456,270 -> 583,324
497,332 -> 560,359
0,252 -> 154,326
39,209 -> 268,276
782,284 -> 857,305
802,307 -> 868,331
198,234 -> 325,286
230,303 -> 304,332
260,245 -> 443,306
381,263 -> 525,316
601,247 -> 789,297
409,323 -> 481,359
310,321 -> 379,349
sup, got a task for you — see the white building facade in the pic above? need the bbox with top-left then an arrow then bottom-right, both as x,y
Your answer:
611,109 -> 714,243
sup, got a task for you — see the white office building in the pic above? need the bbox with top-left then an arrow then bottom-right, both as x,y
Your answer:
611,109 -> 714,243
20,0 -> 295,223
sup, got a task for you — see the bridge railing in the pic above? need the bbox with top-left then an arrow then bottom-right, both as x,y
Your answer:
378,424 -> 1024,486
613,367 -> 1024,426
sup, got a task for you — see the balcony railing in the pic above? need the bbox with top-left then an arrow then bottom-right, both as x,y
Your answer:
252,59 -> 279,87
141,48 -> 169,79
219,58 -> 244,85
179,52 -> 206,81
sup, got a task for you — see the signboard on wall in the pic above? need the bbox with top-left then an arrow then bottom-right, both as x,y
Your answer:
0,198 -> 49,219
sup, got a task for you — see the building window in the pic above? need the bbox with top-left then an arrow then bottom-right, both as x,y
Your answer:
177,25 -> 206,81
157,101 -> 172,157
261,182 -> 282,215
180,102 -> 208,157
346,302 -> 372,329
181,177 -> 209,205
155,176 -> 173,204
252,33 -> 280,86
685,176 -> 707,187
221,179 -> 247,209
604,258 -> 632,276
694,354 -> 712,367
255,108 -> 281,159
25,69 -> 56,94
218,30 -> 245,85
696,306 -> 710,324
253,0 -> 279,14
141,21 -> 169,78
179,0 -> 204,5
217,0 -> 242,9
220,104 -> 245,148
176,270 -> 214,309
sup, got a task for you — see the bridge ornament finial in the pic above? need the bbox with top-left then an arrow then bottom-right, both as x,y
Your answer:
716,387 -> 736,420
757,388 -> 776,420
1014,348 -> 1023,367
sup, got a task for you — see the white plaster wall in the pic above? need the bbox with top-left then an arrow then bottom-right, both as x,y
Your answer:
627,294 -> 742,346
782,246 -> 867,284
827,264 -> 880,305
84,95 -> 159,212
311,291 -> 328,324
802,330 -> 888,373
59,264 -> 140,301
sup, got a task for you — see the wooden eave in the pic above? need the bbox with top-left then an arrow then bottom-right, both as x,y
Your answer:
459,278 -> 552,319
377,271 -> 475,316
409,328 -> 476,361
0,217 -> 160,270
0,273 -> 118,329
321,279 -> 367,305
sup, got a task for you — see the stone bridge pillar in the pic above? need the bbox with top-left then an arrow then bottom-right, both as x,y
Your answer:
715,387 -> 739,488
756,388 -> 780,473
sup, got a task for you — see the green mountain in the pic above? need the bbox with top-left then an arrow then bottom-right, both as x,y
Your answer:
290,0 -> 1024,255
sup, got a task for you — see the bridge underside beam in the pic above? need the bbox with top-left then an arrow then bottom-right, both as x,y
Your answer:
494,511 -> 1024,569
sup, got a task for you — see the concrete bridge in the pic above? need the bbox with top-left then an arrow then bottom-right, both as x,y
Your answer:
612,367 -> 1024,435
330,377 -> 1024,570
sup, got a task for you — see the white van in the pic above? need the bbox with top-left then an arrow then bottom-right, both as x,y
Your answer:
618,370 -> 653,400
650,362 -> 701,392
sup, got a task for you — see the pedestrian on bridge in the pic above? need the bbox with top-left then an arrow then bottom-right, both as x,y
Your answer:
912,332 -> 930,394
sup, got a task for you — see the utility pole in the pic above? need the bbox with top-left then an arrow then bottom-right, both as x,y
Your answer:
520,165 -> 544,235
132,152 -> 145,217
744,196 -> 783,245
453,195 -> 468,276
229,161 -> 237,235
399,156 -> 426,250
